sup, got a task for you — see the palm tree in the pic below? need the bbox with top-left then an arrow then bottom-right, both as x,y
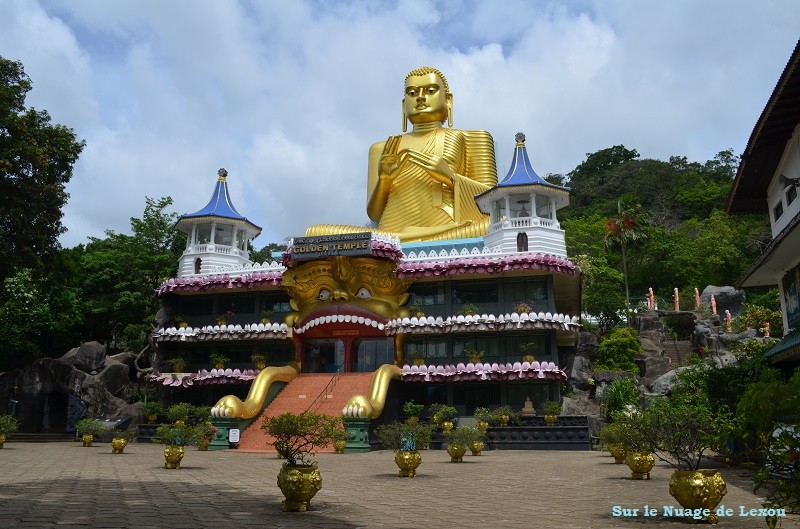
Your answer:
604,195 -> 649,325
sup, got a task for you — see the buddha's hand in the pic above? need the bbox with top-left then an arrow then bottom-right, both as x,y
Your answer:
405,150 -> 456,185
378,136 -> 403,182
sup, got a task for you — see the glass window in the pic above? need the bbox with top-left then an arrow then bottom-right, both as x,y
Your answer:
261,292 -> 292,314
787,184 -> 797,206
452,334 -> 500,359
197,225 -> 211,244
180,296 -> 214,317
409,282 -> 446,306
304,339 -> 345,373
507,333 -> 550,360
507,382 -> 552,409
503,278 -> 548,311
215,225 -> 233,246
774,201 -> 784,221
453,382 -> 501,415
219,294 -> 256,322
451,280 -> 498,305
355,338 -> 393,372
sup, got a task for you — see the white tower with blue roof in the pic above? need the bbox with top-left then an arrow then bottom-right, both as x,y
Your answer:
175,168 -> 261,277
475,133 -> 569,257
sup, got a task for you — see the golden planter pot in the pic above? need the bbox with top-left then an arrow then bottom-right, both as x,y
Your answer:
625,451 -> 655,480
441,420 -> 454,433
147,414 -> 158,424
476,420 -> 489,434
395,450 -> 422,477
333,440 -> 347,454
498,414 -> 510,427
544,414 -> 557,426
277,465 -> 322,512
522,354 -> 535,362
668,469 -> 728,524
607,443 -> 627,464
82,434 -> 94,447
111,437 -> 128,454
163,445 -> 185,469
447,443 -> 467,463
0,433 -> 5,448
470,440 -> 484,456
197,439 -> 210,451
256,362 -> 266,370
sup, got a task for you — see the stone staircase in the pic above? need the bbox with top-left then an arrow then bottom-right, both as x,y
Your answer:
236,372 -> 373,453
664,339 -> 693,367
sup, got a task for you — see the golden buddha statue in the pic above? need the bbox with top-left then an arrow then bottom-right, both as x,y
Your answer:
306,66 -> 497,242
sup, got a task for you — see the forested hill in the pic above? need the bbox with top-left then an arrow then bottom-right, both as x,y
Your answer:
551,145 -> 770,314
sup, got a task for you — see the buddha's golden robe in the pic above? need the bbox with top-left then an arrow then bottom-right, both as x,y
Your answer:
306,128 -> 497,242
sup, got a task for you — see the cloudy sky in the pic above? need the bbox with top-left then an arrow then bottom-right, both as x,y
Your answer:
1,1 -> 798,250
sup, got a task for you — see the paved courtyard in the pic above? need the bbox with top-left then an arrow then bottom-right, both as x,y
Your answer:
0,441 -> 798,529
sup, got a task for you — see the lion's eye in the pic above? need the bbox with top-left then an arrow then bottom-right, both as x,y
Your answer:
355,287 -> 372,300
318,289 -> 331,301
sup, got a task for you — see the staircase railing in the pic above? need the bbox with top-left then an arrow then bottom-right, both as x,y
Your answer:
305,363 -> 344,413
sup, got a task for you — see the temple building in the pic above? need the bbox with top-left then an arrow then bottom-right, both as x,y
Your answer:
151,66 -> 584,450
726,40 -> 800,371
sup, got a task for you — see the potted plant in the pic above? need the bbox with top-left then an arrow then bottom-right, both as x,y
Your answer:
519,341 -> 538,362
76,418 -> 106,447
332,428 -> 350,454
473,407 -> 493,433
541,400 -> 562,426
406,348 -> 425,366
513,301 -> 532,314
210,352 -> 230,369
154,423 -> 200,469
110,429 -> 135,454
402,400 -> 425,424
251,353 -> 267,370
262,412 -> 345,511
597,422 -> 627,463
613,409 -> 656,480
409,300 -> 425,318
196,421 -> 217,451
637,397 -> 732,523
459,302 -> 481,316
260,309 -> 273,324
173,314 -> 189,328
433,405 -> 458,432
0,414 -> 20,448
374,420 -> 433,477
142,401 -> 165,424
163,356 -> 186,373
216,309 -> 235,325
492,405 -> 519,427
463,348 -> 484,364
443,426 -> 483,462
166,402 -> 193,425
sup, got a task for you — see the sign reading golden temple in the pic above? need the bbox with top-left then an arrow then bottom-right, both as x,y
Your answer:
290,232 -> 372,260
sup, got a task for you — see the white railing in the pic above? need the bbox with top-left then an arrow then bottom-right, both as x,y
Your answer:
183,244 -> 245,257
488,217 -> 561,234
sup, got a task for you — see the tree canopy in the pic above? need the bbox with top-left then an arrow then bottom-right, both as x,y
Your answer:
0,56 -> 85,281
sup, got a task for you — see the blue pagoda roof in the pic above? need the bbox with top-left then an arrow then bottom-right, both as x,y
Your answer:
497,133 -> 566,190
178,169 -> 261,231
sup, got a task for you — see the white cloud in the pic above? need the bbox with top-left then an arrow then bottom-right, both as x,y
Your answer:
1,0 -> 798,249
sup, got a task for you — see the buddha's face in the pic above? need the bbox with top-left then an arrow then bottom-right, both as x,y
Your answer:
404,72 -> 449,125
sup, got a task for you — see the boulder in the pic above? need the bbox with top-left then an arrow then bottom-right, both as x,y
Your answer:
636,312 -> 665,332
569,355 -> 594,390
719,328 -> 758,345
73,341 -> 106,373
648,366 -> 692,395
96,360 -> 133,396
701,286 -> 746,318
640,357 -> 673,391
638,330 -> 666,359
575,332 -> 599,360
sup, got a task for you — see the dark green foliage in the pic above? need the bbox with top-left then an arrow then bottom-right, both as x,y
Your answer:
153,423 -> 200,446
572,255 -> 624,331
443,425 -> 482,446
754,425 -> 800,517
165,403 -> 193,423
660,314 -> 696,340
0,57 -> 85,282
603,378 -> 640,421
262,412 -> 346,466
374,420 -> 434,451
594,327 -> 642,374
75,418 -> 106,437
402,400 -> 424,418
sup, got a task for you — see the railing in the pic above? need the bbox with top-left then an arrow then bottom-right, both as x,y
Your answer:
488,217 -> 561,233
183,244 -> 246,257
306,363 -> 345,413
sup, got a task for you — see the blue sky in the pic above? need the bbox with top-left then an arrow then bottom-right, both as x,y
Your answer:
1,0 -> 798,249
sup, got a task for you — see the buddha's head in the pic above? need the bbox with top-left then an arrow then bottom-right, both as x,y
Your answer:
403,66 -> 452,129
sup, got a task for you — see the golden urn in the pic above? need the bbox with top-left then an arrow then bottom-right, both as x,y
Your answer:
625,451 -> 655,480
544,414 -> 557,426
333,439 -> 347,454
395,450 -> 422,477
498,414 -> 510,427
82,434 -> 94,447
163,445 -> 185,469
0,433 -> 5,448
111,437 -> 128,454
447,443 -> 467,463
476,420 -> 489,434
607,443 -> 627,464
668,469 -> 727,524
470,440 -> 484,456
441,420 -> 454,433
277,465 -> 322,512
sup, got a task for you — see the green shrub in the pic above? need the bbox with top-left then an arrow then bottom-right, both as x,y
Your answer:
541,401 -> 562,416
443,425 -> 482,446
402,400 -> 424,418
733,305 -> 784,337
153,423 -> 200,446
76,418 -> 106,437
0,414 -> 20,435
603,378 -> 639,421
374,420 -> 433,451
660,313 -> 695,340
166,403 -> 193,423
594,327 -> 641,374
261,412 -> 345,466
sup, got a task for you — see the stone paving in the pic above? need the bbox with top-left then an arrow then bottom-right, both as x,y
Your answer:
0,441 -> 798,529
